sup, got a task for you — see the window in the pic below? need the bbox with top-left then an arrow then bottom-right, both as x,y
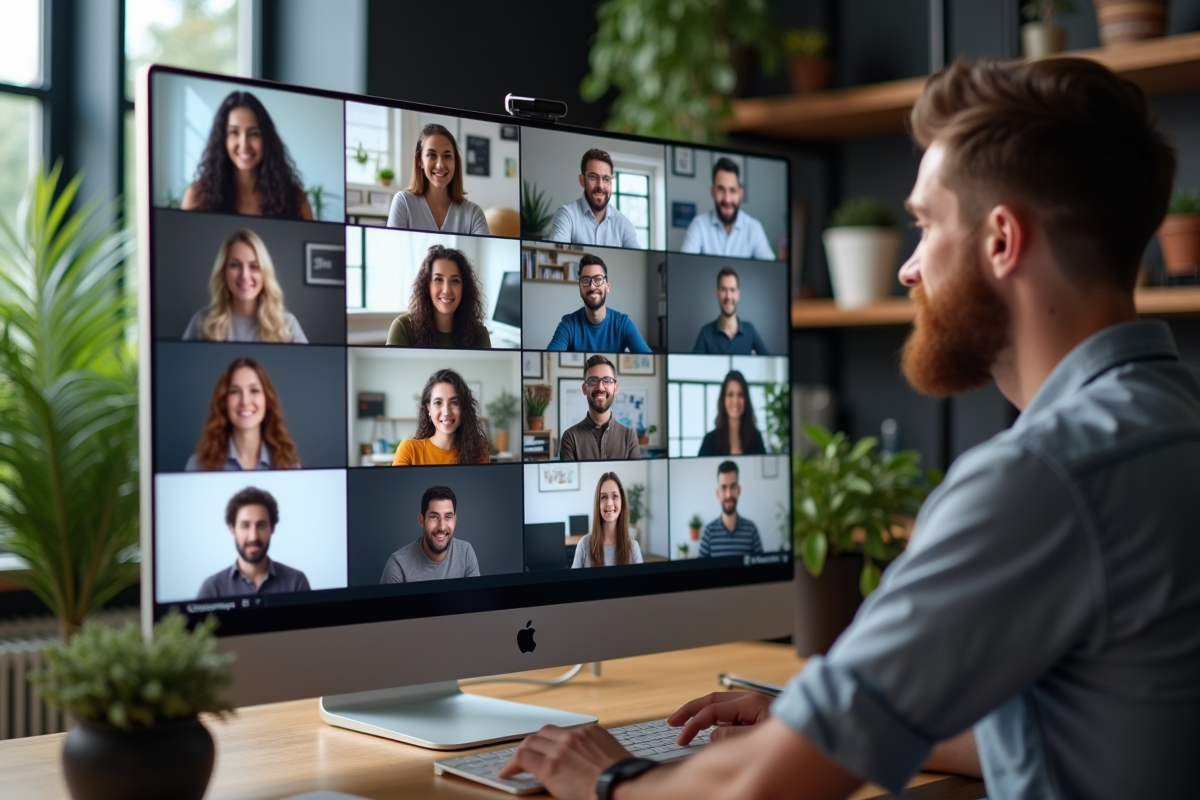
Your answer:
0,0 -> 44,225
345,103 -> 391,185
614,170 -> 650,249
124,0 -> 240,100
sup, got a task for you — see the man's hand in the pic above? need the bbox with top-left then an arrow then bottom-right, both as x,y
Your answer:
498,724 -> 633,800
667,691 -> 774,745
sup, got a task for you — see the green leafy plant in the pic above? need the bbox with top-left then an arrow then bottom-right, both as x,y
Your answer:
485,389 -> 520,432
677,542 -> 690,556
783,28 -> 829,58
763,382 -> 791,453
793,425 -> 941,596
31,611 -> 236,729
626,482 -> 646,527
523,384 -> 551,420
0,164 -> 139,640
521,181 -> 554,239
829,196 -> 898,229
376,167 -> 395,182
581,0 -> 780,142
688,513 -> 703,528
305,185 -> 341,222
1021,0 -> 1076,22
1168,190 -> 1200,215
353,142 -> 369,166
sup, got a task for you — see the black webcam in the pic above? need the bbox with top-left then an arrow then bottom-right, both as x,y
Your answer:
504,94 -> 568,122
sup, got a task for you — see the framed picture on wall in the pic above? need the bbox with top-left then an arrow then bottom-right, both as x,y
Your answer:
618,353 -> 655,376
305,243 -> 346,286
500,124 -> 519,141
672,146 -> 695,177
466,135 -> 490,176
559,352 -> 585,368
522,352 -> 543,379
538,462 -> 580,492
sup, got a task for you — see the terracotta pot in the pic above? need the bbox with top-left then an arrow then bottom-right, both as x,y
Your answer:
527,416 -> 544,431
62,716 -> 214,800
1094,0 -> 1167,45
379,177 -> 393,187
793,555 -> 867,657
638,435 -> 649,445
1159,214 -> 1200,276
1021,23 -> 1066,58
689,526 -> 701,542
495,430 -> 509,452
788,57 -> 834,93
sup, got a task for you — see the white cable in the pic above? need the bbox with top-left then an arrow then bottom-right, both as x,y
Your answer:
460,663 -> 585,687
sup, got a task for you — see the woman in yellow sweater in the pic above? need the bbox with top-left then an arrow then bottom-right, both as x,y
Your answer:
393,368 -> 491,465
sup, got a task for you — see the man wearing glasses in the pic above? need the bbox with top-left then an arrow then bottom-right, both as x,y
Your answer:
546,255 -> 652,353
549,148 -> 641,248
558,355 -> 641,461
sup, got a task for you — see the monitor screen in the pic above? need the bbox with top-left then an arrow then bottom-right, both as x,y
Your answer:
139,65 -> 793,705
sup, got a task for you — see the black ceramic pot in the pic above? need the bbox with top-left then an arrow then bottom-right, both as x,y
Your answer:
793,554 -> 868,657
61,716 -> 215,800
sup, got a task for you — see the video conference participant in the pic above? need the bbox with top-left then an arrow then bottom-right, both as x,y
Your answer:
558,356 -> 641,462
186,357 -> 301,471
549,148 -> 639,248
697,370 -> 766,456
680,157 -> 774,260
691,267 -> 768,355
698,460 -> 763,558
546,255 -> 651,353
380,485 -> 480,582
571,471 -> 644,568
183,229 -> 307,343
196,486 -> 311,598
181,91 -> 314,220
387,124 -> 490,235
387,245 -> 491,348
393,369 -> 490,466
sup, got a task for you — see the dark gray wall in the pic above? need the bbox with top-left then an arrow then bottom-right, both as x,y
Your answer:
666,254 -> 789,355
346,464 -> 525,586
153,209 -> 347,344
154,342 -> 347,472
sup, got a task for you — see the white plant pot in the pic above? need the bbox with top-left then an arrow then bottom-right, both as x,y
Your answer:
822,227 -> 901,310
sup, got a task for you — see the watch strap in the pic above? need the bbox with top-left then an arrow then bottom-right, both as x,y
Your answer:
596,757 -> 658,800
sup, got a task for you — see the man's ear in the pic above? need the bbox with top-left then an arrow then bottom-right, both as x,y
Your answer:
578,174 -> 586,190
985,204 -> 1025,281
417,513 -> 425,528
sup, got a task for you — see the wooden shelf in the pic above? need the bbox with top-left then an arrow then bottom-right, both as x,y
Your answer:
729,31 -> 1200,140
793,286 -> 1200,327
522,245 -> 589,256
525,277 -> 577,284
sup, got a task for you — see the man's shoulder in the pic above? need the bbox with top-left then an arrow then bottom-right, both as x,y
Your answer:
197,567 -> 231,596
738,210 -> 766,230
451,538 -> 477,557
736,516 -> 759,533
270,559 -> 307,580
390,539 -> 422,561
702,517 -> 724,532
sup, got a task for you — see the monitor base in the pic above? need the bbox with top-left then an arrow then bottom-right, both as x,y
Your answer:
319,681 -> 597,750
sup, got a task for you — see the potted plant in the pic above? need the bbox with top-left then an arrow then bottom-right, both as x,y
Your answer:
353,141 -> 369,166
377,167 -> 395,187
524,384 -> 551,431
305,184 -> 341,222
1021,0 -> 1075,58
1093,0 -> 1166,46
792,424 -> 941,655
763,382 -> 790,453
783,28 -> 833,93
636,423 -> 658,446
1159,190 -> 1200,277
485,389 -> 520,452
0,165 -> 140,640
521,181 -> 553,240
580,0 -> 780,142
676,541 -> 690,560
688,514 -> 703,542
31,612 -> 236,800
822,196 -> 900,310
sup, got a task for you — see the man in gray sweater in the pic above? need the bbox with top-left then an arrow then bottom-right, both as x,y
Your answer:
558,355 -> 641,462
380,485 -> 480,583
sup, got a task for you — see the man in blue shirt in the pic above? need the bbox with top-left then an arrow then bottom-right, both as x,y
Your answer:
546,254 -> 652,353
692,267 -> 769,355
680,157 -> 776,260
501,59 -> 1198,800
549,148 -> 641,249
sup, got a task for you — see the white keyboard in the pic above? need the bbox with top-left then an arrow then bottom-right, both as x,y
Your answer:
433,718 -> 712,794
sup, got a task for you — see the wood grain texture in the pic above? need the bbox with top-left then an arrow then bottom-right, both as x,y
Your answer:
0,641 -> 977,800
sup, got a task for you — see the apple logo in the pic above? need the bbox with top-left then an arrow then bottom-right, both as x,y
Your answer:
517,620 -> 537,653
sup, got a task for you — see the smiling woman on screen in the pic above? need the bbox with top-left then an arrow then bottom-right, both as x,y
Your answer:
386,245 -> 490,348
181,91 -> 313,220
186,357 -> 302,471
386,123 -> 490,235
698,369 -> 766,457
183,229 -> 307,343
393,369 -> 490,466
571,472 -> 644,568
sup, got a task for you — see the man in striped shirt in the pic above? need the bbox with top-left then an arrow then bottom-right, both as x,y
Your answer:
698,460 -> 763,558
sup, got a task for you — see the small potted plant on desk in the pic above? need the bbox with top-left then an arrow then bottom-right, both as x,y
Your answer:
1159,190 -> 1200,280
524,384 -> 552,431
688,514 -> 703,542
792,425 -> 941,655
486,389 -> 520,453
636,424 -> 657,446
32,611 -> 236,800
377,167 -> 395,187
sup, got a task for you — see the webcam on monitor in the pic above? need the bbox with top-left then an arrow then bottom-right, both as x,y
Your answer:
504,93 -> 567,121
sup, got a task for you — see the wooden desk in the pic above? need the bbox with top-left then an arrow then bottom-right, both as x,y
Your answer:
0,641 -> 983,800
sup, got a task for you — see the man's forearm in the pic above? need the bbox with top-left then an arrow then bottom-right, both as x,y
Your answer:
923,729 -> 981,778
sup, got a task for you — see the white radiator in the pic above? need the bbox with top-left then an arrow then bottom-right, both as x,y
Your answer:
0,609 -> 138,740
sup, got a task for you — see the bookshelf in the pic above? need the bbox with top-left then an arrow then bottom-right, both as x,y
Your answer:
522,429 -> 554,461
522,244 -> 589,282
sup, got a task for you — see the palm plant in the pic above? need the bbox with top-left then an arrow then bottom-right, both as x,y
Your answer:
0,163 -> 139,640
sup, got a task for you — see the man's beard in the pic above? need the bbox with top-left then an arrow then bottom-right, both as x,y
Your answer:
583,290 -> 606,312
586,189 -> 610,214
237,541 -> 268,564
588,390 -> 614,414
721,498 -> 737,515
716,200 -> 740,226
424,528 -> 454,555
900,235 -> 1011,398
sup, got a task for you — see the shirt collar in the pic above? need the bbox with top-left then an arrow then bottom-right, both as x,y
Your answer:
1018,320 -> 1179,424
225,438 -> 272,469
576,194 -> 609,224
580,413 -> 610,431
230,557 -> 275,586
708,208 -> 745,233
710,317 -> 744,338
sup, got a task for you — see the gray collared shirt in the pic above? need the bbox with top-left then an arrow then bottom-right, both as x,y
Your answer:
196,558 -> 311,599
772,320 -> 1200,799
386,190 -> 490,235
549,196 -> 641,249
185,439 -> 273,471
680,208 -> 776,260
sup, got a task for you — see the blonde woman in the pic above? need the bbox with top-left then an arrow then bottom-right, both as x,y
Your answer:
183,229 -> 307,343
571,472 -> 643,568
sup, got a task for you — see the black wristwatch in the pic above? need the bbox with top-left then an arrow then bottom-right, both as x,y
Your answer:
596,757 -> 658,800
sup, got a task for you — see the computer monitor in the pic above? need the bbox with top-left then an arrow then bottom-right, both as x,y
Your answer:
568,515 -> 589,536
136,64 -> 794,748
493,271 -> 522,329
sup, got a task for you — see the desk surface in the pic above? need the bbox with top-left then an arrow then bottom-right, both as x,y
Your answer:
1,641 -> 982,800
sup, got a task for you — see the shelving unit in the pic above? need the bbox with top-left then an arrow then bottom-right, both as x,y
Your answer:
521,245 -> 588,282
792,286 -> 1200,328
728,32 -> 1200,140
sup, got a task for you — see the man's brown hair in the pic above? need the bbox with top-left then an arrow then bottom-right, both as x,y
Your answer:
580,148 -> 614,176
910,58 -> 1176,290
